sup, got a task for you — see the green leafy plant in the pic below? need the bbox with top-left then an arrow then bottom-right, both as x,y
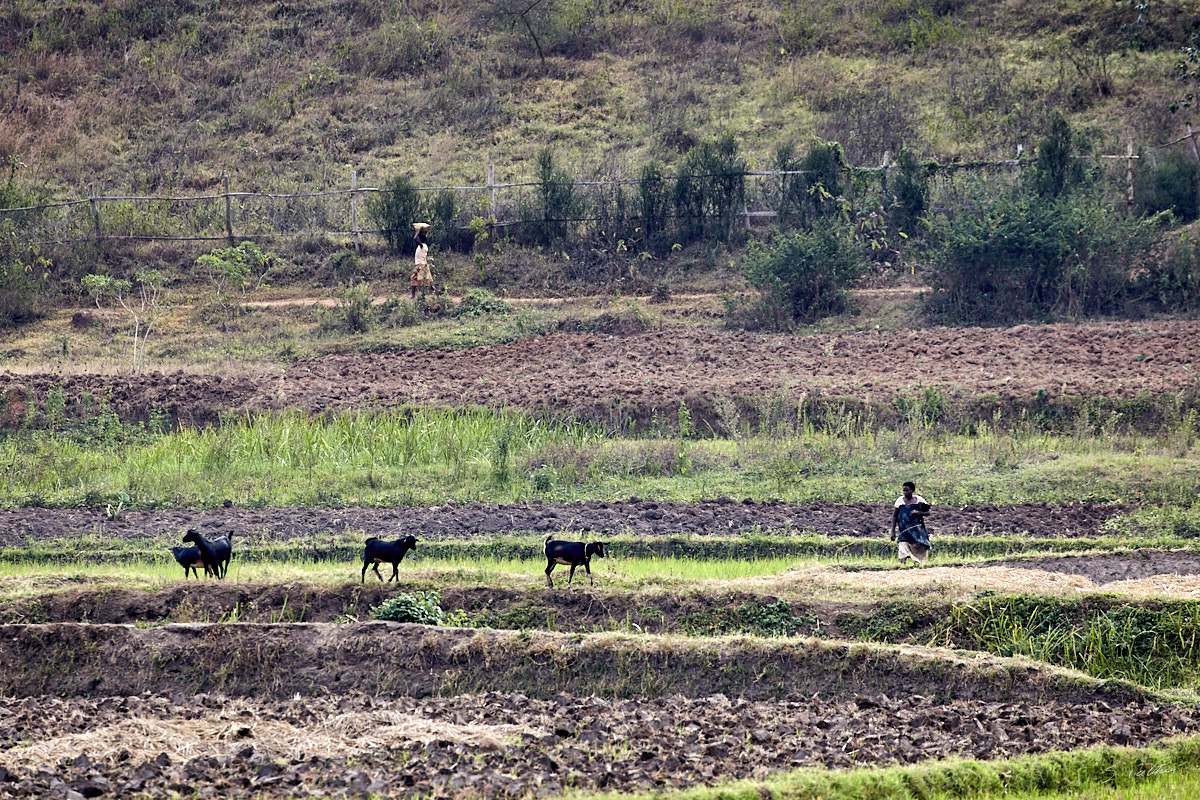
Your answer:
368,175 -> 422,254
81,269 -> 169,374
741,222 -> 861,326
370,591 -> 445,625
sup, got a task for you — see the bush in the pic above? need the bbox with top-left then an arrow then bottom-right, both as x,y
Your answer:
673,134 -> 746,244
922,185 -> 1158,324
368,175 -> 422,254
370,591 -> 445,625
1029,113 -> 1087,200
741,223 -> 861,325
637,161 -> 670,249
454,288 -> 513,317
0,257 -> 50,328
1130,229 -> 1200,312
1135,150 -> 1199,223
522,148 -> 581,245
335,282 -> 374,333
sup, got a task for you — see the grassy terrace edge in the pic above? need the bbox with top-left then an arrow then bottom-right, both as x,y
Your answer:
572,737 -> 1200,800
0,622 -> 1164,706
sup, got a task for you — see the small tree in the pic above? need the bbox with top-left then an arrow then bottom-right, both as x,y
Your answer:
368,175 -> 422,254
1030,114 -> 1086,200
526,147 -> 580,245
81,270 -> 168,374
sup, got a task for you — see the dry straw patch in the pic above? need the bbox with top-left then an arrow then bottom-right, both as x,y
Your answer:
0,702 -> 540,770
1103,575 -> 1200,600
715,565 -> 1098,601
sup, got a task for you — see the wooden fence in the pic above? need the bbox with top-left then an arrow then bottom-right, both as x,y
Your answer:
3,128 -> 1198,251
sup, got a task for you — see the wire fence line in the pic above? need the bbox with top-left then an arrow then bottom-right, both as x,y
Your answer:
2,131 -> 1197,252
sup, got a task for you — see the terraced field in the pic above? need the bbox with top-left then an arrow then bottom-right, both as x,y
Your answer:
2,299 -> 1200,798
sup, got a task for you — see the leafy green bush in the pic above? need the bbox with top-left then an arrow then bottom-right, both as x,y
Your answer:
922,185 -> 1159,324
741,222 -> 861,326
1135,150 -> 1199,223
673,134 -> 746,244
1129,229 -> 1200,312
368,175 -> 422,254
522,148 -> 581,245
636,161 -> 671,248
454,288 -> 513,317
370,591 -> 445,625
335,282 -> 374,333
0,255 -> 50,328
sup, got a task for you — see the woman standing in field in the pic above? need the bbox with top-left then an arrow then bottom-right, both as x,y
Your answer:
410,222 -> 434,299
890,481 -> 932,565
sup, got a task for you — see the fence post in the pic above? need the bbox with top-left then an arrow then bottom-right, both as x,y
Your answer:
1015,144 -> 1023,188
1188,124 -> 1200,162
350,169 -> 359,253
1126,141 -> 1135,207
223,173 -> 234,244
488,164 -> 496,221
87,184 -> 102,242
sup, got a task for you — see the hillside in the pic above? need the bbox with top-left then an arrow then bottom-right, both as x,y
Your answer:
2,0 -> 1196,195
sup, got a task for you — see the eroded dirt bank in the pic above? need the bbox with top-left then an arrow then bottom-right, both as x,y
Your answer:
0,690 -> 1192,799
4,320 -> 1199,428
0,499 -> 1125,547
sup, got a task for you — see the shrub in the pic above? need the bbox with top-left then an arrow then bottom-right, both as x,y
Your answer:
368,175 -> 422,254
1029,113 -> 1087,200
523,148 -> 581,245
741,222 -> 862,325
922,185 -> 1158,324
454,288 -> 513,317
1129,229 -> 1200,312
636,161 -> 670,248
1135,150 -> 1199,223
370,591 -> 445,625
673,134 -> 746,244
0,253 -> 51,329
335,282 -> 374,333
890,145 -> 928,235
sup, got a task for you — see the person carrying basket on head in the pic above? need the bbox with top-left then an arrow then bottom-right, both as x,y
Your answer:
410,222 -> 435,299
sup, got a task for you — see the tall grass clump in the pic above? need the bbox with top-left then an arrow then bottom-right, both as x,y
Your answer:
950,596 -> 1200,690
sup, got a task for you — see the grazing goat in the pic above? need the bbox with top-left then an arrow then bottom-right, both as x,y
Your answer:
182,529 -> 233,579
361,535 -> 418,583
543,533 -> 606,587
170,545 -> 212,579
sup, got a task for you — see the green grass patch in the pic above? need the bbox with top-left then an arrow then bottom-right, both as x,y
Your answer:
2,405 -> 1199,509
569,737 -> 1200,800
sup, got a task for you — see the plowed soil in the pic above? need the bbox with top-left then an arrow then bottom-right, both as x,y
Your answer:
0,498 -> 1125,546
3,319 -> 1199,428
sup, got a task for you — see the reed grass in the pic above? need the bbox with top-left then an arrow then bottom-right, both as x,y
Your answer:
1,406 -> 1198,509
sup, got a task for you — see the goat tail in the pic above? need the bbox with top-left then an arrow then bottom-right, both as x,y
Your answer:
542,532 -> 554,554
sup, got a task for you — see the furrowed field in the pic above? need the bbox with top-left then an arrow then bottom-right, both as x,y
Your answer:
2,290 -> 1200,799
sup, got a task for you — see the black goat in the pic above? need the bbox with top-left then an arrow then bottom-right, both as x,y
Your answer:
170,545 -> 212,579
361,535 -> 418,583
543,533 -> 606,587
182,529 -> 233,579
